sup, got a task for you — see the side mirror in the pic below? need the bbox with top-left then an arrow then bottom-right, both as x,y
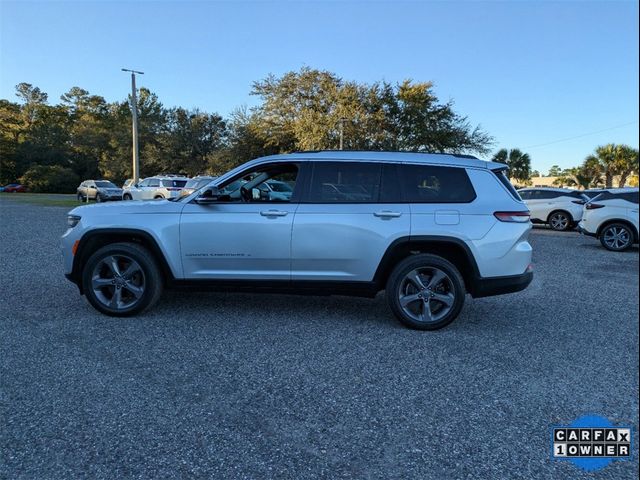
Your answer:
195,187 -> 221,205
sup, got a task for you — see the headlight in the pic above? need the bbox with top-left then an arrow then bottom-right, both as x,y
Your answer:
67,215 -> 81,228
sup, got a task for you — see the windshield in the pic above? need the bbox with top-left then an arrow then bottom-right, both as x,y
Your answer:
95,181 -> 117,188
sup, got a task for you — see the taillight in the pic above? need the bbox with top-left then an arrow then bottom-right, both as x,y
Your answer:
494,211 -> 531,223
586,203 -> 605,210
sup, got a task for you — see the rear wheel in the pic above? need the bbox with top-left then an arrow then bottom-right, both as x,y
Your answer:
386,254 -> 466,330
600,223 -> 634,251
123,193 -> 132,200
548,211 -> 572,231
81,242 -> 163,316
96,194 -> 103,203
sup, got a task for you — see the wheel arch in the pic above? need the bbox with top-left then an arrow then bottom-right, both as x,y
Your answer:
373,236 -> 481,296
71,228 -> 176,293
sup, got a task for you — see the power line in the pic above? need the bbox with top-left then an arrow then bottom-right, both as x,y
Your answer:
523,121 -> 638,150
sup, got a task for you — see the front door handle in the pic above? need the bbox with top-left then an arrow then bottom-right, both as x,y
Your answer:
260,210 -> 288,217
374,210 -> 402,218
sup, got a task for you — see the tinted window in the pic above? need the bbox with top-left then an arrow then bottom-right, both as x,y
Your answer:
537,190 -> 562,200
518,190 -> 532,200
400,165 -> 476,203
95,181 -> 116,188
148,179 -> 160,188
308,162 -> 381,203
620,192 -> 639,204
380,163 -> 402,202
215,163 -> 298,203
161,179 -> 187,188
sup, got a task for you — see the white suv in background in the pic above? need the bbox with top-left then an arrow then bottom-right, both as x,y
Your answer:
517,187 -> 587,231
579,188 -> 639,251
123,175 -> 190,200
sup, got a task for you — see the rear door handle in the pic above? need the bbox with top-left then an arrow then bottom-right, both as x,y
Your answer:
374,210 -> 402,218
260,210 -> 288,217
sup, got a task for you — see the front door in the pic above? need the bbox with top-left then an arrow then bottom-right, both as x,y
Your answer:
180,162 -> 302,280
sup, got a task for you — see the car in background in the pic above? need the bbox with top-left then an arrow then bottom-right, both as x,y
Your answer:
179,176 -> 217,198
122,179 -> 135,189
2,183 -> 27,193
77,180 -> 123,202
582,188 -> 606,200
579,188 -> 639,251
517,187 -> 588,231
122,175 -> 189,200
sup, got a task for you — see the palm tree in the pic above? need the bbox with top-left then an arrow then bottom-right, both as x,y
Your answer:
492,148 -> 532,185
586,144 -> 639,188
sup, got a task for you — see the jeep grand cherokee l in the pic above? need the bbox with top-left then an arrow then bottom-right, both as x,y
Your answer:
61,151 -> 533,330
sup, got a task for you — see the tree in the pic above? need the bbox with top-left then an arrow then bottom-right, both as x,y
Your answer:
548,165 -> 562,177
492,148 -> 532,184
531,170 -> 540,177
585,144 -> 639,188
250,67 -> 493,155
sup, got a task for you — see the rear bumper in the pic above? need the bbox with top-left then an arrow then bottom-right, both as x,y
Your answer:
576,225 -> 597,237
471,267 -> 533,298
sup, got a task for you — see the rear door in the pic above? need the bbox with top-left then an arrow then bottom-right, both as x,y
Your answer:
291,161 -> 410,282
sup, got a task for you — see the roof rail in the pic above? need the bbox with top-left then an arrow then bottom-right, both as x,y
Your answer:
290,149 -> 480,160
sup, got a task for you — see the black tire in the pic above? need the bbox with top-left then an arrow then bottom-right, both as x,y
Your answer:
154,195 -> 164,200
81,242 -> 163,317
547,210 -> 572,231
386,254 -> 466,330
123,193 -> 132,201
96,194 -> 103,203
599,223 -> 634,252
77,193 -> 84,202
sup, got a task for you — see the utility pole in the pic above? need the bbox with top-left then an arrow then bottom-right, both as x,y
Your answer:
121,68 -> 144,183
338,118 -> 347,150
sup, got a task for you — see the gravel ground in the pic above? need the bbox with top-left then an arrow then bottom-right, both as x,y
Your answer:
1,198 -> 638,479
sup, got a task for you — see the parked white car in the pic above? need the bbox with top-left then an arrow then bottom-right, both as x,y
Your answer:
122,175 -> 189,200
578,188 -> 639,251
517,187 -> 587,231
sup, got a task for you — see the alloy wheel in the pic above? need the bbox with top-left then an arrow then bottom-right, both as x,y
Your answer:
550,213 -> 569,231
603,226 -> 631,250
398,267 -> 456,324
91,255 -> 146,310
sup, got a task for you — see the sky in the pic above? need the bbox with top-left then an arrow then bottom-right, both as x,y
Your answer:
1,0 -> 638,173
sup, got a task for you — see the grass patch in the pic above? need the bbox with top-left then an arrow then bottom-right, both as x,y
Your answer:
0,193 -> 81,207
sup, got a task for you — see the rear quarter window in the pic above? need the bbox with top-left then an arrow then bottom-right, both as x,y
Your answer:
493,169 -> 522,201
400,165 -> 476,203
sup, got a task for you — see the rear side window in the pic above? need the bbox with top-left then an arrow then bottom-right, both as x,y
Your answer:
620,192 -> 639,204
307,162 -> 381,203
161,179 -> 187,188
493,169 -> 522,201
401,165 -> 476,203
148,179 -> 160,188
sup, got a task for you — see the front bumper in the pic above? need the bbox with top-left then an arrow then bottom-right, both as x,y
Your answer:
471,266 -> 533,298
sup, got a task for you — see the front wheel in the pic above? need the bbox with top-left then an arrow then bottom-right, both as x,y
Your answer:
123,193 -> 132,201
600,224 -> 634,251
81,242 -> 163,316
77,193 -> 84,202
548,211 -> 572,231
386,254 -> 466,330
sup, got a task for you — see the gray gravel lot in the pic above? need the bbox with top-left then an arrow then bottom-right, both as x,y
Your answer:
1,197 -> 638,479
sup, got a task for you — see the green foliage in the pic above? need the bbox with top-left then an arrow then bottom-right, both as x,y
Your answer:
548,165 -> 562,177
492,148 -> 532,184
585,144 -> 639,188
19,165 -> 80,193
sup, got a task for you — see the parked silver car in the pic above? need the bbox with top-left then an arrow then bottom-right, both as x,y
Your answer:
76,180 -> 123,202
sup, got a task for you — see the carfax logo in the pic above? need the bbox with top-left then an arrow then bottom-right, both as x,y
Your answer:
551,415 -> 633,472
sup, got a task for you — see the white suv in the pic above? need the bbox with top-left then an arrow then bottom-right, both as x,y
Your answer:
579,188 -> 639,251
517,187 -> 587,231
61,151 -> 533,330
123,175 -> 189,200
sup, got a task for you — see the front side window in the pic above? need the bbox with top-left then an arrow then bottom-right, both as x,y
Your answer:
138,179 -> 150,187
148,179 -> 160,188
215,163 -> 299,203
95,181 -> 117,188
400,165 -> 476,203
307,162 -> 381,203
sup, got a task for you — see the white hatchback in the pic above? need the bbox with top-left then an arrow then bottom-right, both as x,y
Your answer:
579,188 -> 639,251
517,187 -> 587,231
